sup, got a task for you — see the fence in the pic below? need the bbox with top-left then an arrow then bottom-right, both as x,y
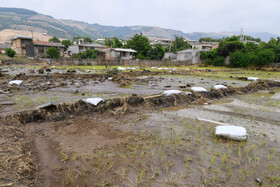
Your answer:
49,58 -> 196,67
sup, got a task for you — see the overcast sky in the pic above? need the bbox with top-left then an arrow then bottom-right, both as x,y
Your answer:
1,0 -> 279,35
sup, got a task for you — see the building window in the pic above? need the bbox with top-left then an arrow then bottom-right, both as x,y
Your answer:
38,48 -> 44,53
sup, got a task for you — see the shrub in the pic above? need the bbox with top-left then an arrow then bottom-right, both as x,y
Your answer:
255,49 -> 275,66
204,58 -> 212,66
46,47 -> 60,59
213,56 -> 225,66
5,48 -> 16,58
229,51 -> 253,67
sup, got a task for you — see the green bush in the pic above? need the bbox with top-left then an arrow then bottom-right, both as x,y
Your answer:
5,48 -> 16,58
255,49 -> 275,66
229,51 -> 253,67
204,58 -> 212,66
213,56 -> 225,66
80,49 -> 98,59
46,47 -> 60,59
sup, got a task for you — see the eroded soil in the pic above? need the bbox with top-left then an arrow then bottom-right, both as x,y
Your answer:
0,65 -> 280,187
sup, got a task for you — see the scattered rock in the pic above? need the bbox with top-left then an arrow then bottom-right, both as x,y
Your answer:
179,85 -> 186,88
28,69 -> 35,74
46,68 -> 52,72
38,69 -> 44,74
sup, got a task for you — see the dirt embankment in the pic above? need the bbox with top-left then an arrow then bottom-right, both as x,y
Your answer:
0,80 -> 279,186
11,80 -> 280,124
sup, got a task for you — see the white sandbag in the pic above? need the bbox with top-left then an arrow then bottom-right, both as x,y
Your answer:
82,98 -> 104,106
107,77 -> 113,81
117,67 -> 126,70
213,85 -> 227,90
215,125 -> 247,141
248,77 -> 259,81
157,68 -> 163,70
9,80 -> 23,85
185,91 -> 192,95
36,102 -> 56,109
163,90 -> 182,96
191,87 -> 207,92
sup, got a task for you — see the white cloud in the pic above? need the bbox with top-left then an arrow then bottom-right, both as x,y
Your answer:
1,0 -> 280,34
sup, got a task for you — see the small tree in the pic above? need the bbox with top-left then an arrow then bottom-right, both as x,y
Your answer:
256,49 -> 275,66
5,48 -> 16,58
147,44 -> 165,60
80,49 -> 98,59
84,37 -> 92,44
46,47 -> 60,59
171,36 -> 190,52
113,38 -> 123,48
62,40 -> 73,49
125,33 -> 151,59
48,36 -> 61,43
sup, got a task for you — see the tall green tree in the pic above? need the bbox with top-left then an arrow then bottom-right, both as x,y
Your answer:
46,47 -> 60,59
105,38 -> 123,48
104,38 -> 113,47
113,38 -> 123,48
125,33 -> 151,59
48,36 -> 60,43
171,36 -> 190,52
147,44 -> 165,60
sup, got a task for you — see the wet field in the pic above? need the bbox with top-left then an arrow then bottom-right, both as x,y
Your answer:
0,65 -> 280,186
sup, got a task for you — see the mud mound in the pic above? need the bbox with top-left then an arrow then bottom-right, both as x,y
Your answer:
8,80 -> 280,124
0,117 -> 37,186
14,95 -> 144,123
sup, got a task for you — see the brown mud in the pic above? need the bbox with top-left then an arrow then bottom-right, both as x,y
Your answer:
1,67 -> 280,186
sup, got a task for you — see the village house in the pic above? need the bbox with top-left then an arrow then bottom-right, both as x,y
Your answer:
150,38 -> 173,48
188,41 -> 219,50
100,48 -> 137,60
11,36 -> 34,57
11,35 -> 65,57
33,41 -> 64,58
0,43 -> 11,54
68,38 -> 106,55
110,48 -> 137,60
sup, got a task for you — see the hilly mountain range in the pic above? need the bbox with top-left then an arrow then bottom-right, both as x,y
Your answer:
0,7 -> 278,43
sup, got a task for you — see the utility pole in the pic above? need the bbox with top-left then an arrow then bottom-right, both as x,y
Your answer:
240,28 -> 245,42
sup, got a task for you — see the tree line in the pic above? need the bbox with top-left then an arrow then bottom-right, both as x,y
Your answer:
200,36 -> 280,67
